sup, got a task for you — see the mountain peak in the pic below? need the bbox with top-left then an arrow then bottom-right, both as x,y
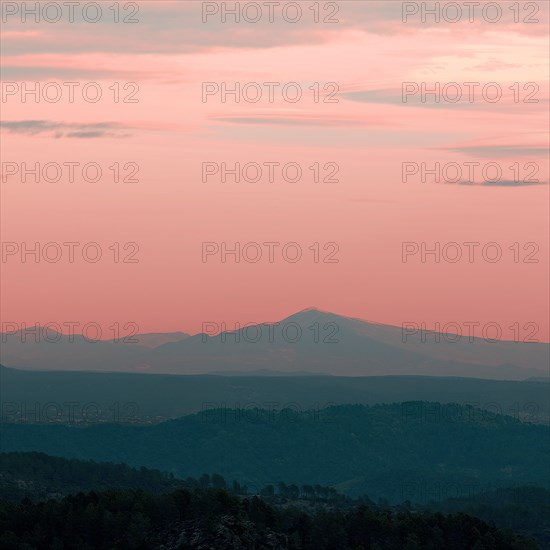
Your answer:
284,307 -> 336,319
280,307 -> 346,325
296,306 -> 322,313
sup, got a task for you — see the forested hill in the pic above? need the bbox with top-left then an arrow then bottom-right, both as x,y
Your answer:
0,488 -> 540,550
2,403 -> 548,502
1,452 -> 548,548
0,452 -> 185,502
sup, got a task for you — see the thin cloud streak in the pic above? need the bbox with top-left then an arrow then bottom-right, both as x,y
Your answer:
0,120 -> 132,138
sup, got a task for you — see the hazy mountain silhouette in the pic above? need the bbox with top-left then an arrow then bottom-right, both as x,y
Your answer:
0,329 -> 189,372
1,309 -> 548,379
127,332 -> 189,348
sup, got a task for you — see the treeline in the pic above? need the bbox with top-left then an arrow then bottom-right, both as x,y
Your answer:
0,452 -> 184,502
427,486 -> 550,548
0,453 -> 351,506
0,488 -> 540,550
189,473 -> 353,505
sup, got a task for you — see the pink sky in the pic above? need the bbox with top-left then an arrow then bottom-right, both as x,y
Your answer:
1,1 -> 548,341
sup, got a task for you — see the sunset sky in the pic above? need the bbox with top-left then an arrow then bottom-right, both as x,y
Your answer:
1,0 -> 548,341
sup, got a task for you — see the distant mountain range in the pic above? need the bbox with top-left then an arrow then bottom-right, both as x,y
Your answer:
1,309 -> 548,380
1,366 -> 548,423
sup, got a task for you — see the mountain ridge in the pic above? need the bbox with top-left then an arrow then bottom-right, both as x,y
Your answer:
1,309 -> 548,379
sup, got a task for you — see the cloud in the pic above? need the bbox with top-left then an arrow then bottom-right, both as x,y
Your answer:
64,131 -> 113,139
0,64 -> 174,81
443,145 -> 549,158
3,1 -> 547,57
343,88 -> 549,111
0,120 -> 131,138
448,179 -> 547,187
212,113 -> 391,127
343,88 -> 478,109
